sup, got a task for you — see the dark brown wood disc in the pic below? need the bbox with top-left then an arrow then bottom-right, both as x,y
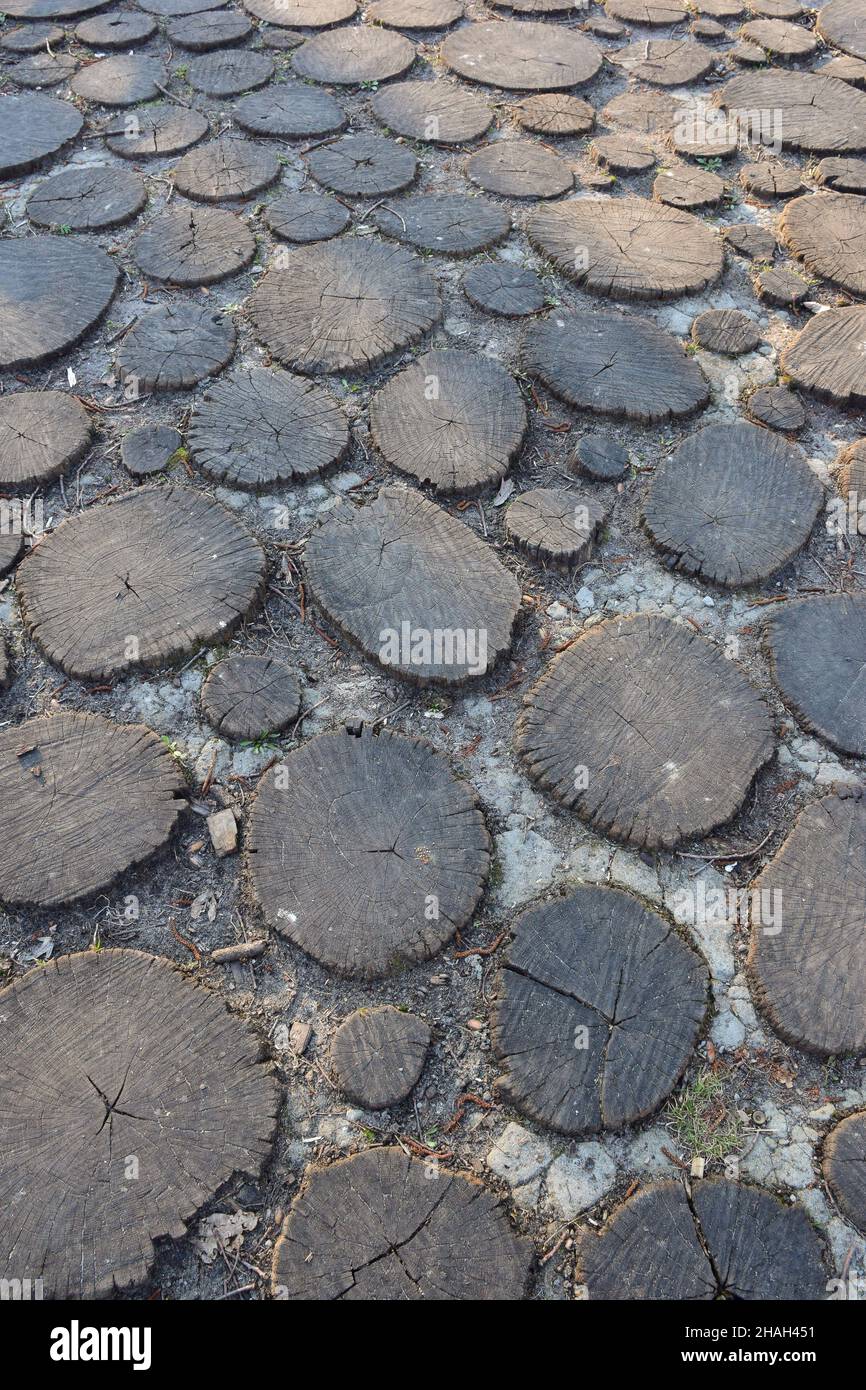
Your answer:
371,194 -> 511,255
692,308 -> 760,354
292,26 -> 415,84
782,304 -> 866,405
724,222 -> 778,258
272,1147 -> 531,1300
643,420 -> 821,586
264,190 -> 350,243
75,12 -> 157,45
104,102 -> 209,158
493,886 -> 708,1134
371,79 -> 492,143
522,309 -> 709,423
749,792 -> 866,1055
71,54 -> 164,105
0,948 -> 278,1298
369,348 -> 526,494
330,1007 -> 431,1109
172,136 -> 280,201
516,613 -> 774,849
133,206 -> 256,286
234,83 -> 346,138
187,367 -> 349,488
0,236 -> 118,371
823,1112 -> 866,1234
27,164 -> 146,230
527,197 -> 723,300
515,92 -> 595,136
0,390 -> 91,489
168,10 -> 252,47
17,484 -> 265,682
116,302 -> 236,390
717,70 -> 866,152
462,262 -> 545,317
816,156 -> 866,191
440,20 -> 602,90
0,713 -> 184,907
505,487 -> 606,567
817,0 -> 866,61
307,135 -> 417,197
248,727 -> 491,976
247,240 -> 440,374
781,191 -> 866,296
201,654 -> 301,740
767,593 -> 866,757
303,485 -> 521,684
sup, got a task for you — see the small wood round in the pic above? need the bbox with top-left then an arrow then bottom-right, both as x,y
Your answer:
643,421 -> 821,587
1,22 -> 65,51
740,16 -> 817,58
133,206 -> 255,286
579,1180 -> 827,1300
75,12 -> 156,45
515,92 -> 595,136
463,263 -> 545,317
261,26 -> 304,47
71,55 -> 164,105
602,89 -> 676,133
782,304 -> 866,406
749,792 -> 866,1055
104,102 -> 208,158
593,135 -> 655,175
248,727 -> 491,976
201,655 -> 301,740
187,50 -> 274,96
308,135 -> 417,197
0,713 -> 184,907
371,194 -> 510,256
740,160 -> 803,199
440,20 -> 602,90
755,265 -> 808,307
838,437 -> 866,497
168,10 -> 252,47
614,40 -> 716,87
0,236 -> 118,371
304,485 -> 521,684
654,165 -> 724,208
724,222 -> 778,258
692,308 -> 760,354
330,1007 -> 431,1109
188,367 -> 349,489
528,197 -> 723,301
817,0 -> 866,61
242,0 -> 356,22
27,165 -> 146,231
782,191 -> 866,296
466,140 -> 573,198
767,594 -> 866,757
18,485 -> 265,682
718,70 -> 866,152
369,349 -> 526,495
248,240 -> 440,374
367,0 -> 462,24
571,435 -> 629,481
505,487 -> 606,567
816,156 -> 866,191
493,886 -> 708,1134
117,303 -> 236,391
747,384 -> 805,431
292,26 -> 415,84
9,52 -> 78,87
0,390 -> 91,489
0,948 -> 278,1299
522,309 -> 709,424
121,424 -> 181,477
516,612 -> 773,850
823,1112 -> 866,1234
172,136 -> 280,201
272,1147 -> 530,1300
234,83 -> 346,138
265,191 -> 350,243
371,79 -> 491,143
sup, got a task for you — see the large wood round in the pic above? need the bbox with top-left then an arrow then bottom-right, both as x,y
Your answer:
466,139 -> 573,198
133,206 -> 255,286
105,102 -> 209,158
307,135 -> 417,197
292,26 -> 415,84
18,485 -> 265,682
265,191 -> 350,243
272,1148 -> 530,1300
717,70 -> 866,152
440,20 -> 602,90
27,165 -> 146,231
187,50 -> 274,97
781,304 -> 866,406
330,1007 -> 431,1110
248,728 -> 491,977
823,1112 -> 866,1234
643,421 -> 822,587
0,713 -> 184,908
303,485 -> 521,684
188,367 -> 349,488
76,12 -> 157,45
817,0 -> 866,60
579,1180 -> 827,1300
0,390 -> 91,490
516,613 -> 774,850
371,194 -> 510,256
168,10 -> 252,48
781,191 -> 866,296
749,792 -> 866,1055
9,51 -> 79,88
234,83 -> 346,138
201,655 -> 301,740
614,39 -> 716,86
172,136 -> 280,201
369,349 -> 526,494
515,92 -> 595,136
740,16 -> 818,58
766,594 -> 866,757
71,55 -> 164,105
116,302 -> 236,391
522,310 -> 709,424
248,240 -> 440,374
0,236 -> 118,371
0,93 -> 83,177
527,197 -> 723,300
0,948 -> 278,1298
371,79 -> 492,143
493,886 -> 708,1134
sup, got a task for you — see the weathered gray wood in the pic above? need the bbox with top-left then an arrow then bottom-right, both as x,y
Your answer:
172,136 -> 280,201
265,191 -> 349,243
242,0 -> 356,22
27,165 -> 146,230
816,156 -> 866,191
767,594 -> 866,757
740,160 -> 803,198
0,390 -> 91,489
292,26 -> 415,83
1,22 -> 65,50
9,51 -> 78,87
781,191 -> 866,295
187,50 -> 274,96
654,164 -> 724,208
234,83 -> 346,138
441,20 -> 602,89
717,70 -> 866,152
105,102 -> 208,158
692,308 -> 760,354
371,194 -> 510,256
331,1007 -> 431,1109
515,92 -> 595,136
0,236 -> 118,370
367,0 -> 462,24
602,88 -> 676,133
606,0 -> 688,19
570,435 -> 629,481
168,10 -> 251,47
782,304 -> 866,405
505,487 -> 606,567
308,135 -> 417,197
75,12 -> 156,44
1,0 -> 108,12
71,54 -> 164,104
748,384 -> 805,430
817,0 -> 866,60
823,1112 -> 866,1234
133,206 -> 256,286
117,302 -> 236,390
466,140 -> 573,198
462,263 -> 544,316
724,222 -> 778,257
740,16 -> 817,58
202,655 -> 301,740
613,39 -> 716,86
371,79 -> 491,143
593,135 -> 655,174
756,265 -> 808,306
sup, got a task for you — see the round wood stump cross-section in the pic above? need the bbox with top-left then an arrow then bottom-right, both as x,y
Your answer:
817,0 -> 866,61
234,83 -> 346,139
0,390 -> 91,490
272,1147 -> 531,1299
0,236 -> 119,371
27,164 -> 146,231
292,26 -> 415,84
440,21 -> 602,90
117,303 -> 236,391
307,135 -> 418,197
133,206 -> 256,286
370,79 -> 492,144
105,102 -> 209,159
466,139 -> 573,198
167,11 -> 251,47
76,12 -> 157,45
186,50 -> 274,97
781,304 -> 866,406
717,70 -> 866,152
766,593 -> 866,757
817,156 -> 866,191
515,92 -> 595,136
201,655 -> 301,741
0,92 -> 83,177
692,308 -> 760,355
71,55 -> 164,105
781,191 -> 866,296
368,0 -> 462,23
614,39 -> 716,86
505,487 -> 606,567
370,194 -> 511,256
748,384 -> 805,431
516,613 -> 774,850
265,191 -> 350,243
242,0 -> 356,24
303,485 -> 521,684
172,136 -> 280,202
330,1007 -> 431,1110
248,728 -> 491,977
18,485 -> 266,682
823,1112 -> 866,1234
0,712 -> 184,907
493,886 -> 708,1134
0,949 -> 278,1298
462,263 -> 545,317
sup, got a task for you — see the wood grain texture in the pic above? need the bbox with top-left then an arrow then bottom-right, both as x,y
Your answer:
766,593 -> 866,757
441,20 -> 602,89
292,26 -> 415,83
781,304 -> 866,405
371,193 -> 510,255
816,156 -> 866,191
781,191 -> 866,295
133,206 -> 255,286
330,1006 -> 431,1109
265,191 -> 349,243
0,390 -> 91,489
234,82 -> 346,138
172,136 -> 279,202
515,92 -> 595,135
76,12 -> 157,44
505,487 -> 606,567
117,302 -> 236,390
187,50 -> 274,96
823,1111 -> 866,1234
371,79 -> 491,143
242,0 -> 356,23
747,384 -> 805,431
718,69 -> 866,152
817,0 -> 866,60
691,308 -> 760,354
201,654 -> 301,740
462,263 -> 544,317
614,39 -> 716,85
71,54 -> 164,105
168,10 -> 251,47
308,135 -> 417,197
368,0 -> 462,24
105,102 -> 208,158
0,236 -> 118,371
27,164 -> 146,230
466,140 -> 573,197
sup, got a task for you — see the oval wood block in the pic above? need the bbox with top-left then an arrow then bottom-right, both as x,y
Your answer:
116,303 -> 237,391
330,1006 -> 431,1109
0,712 -> 184,908
271,1147 -> 531,1299
717,70 -> 866,152
440,20 -> 602,90
781,304 -> 866,406
516,613 -> 774,850
749,792 -> 866,1055
17,485 -> 266,682
27,165 -> 146,231
292,25 -> 415,84
247,727 -> 490,978
492,886 -> 708,1134
371,79 -> 492,144
823,1111 -> 866,1235
105,103 -> 209,159
0,390 -> 91,490
0,236 -> 119,371
578,1179 -> 827,1299
302,486 -> 521,684
766,593 -> 866,757
0,92 -> 83,177
201,654 -> 301,741
0,948 -> 279,1298
371,194 -> 510,257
